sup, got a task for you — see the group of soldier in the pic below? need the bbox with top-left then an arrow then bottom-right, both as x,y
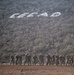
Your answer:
9,53 -> 74,66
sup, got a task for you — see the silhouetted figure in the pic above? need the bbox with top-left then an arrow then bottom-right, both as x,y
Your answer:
24,54 -> 28,65
19,55 -> 22,65
70,56 -> 73,66
59,55 -> 63,66
62,55 -> 65,65
10,55 -> 15,65
5,55 -> 10,65
55,55 -> 59,66
33,54 -> 38,65
66,55 -> 70,66
51,55 -> 55,65
39,54 -> 45,66
46,54 -> 51,65
27,54 -> 32,66
16,54 -> 19,65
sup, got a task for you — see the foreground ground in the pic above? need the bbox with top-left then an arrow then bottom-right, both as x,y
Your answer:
0,65 -> 74,75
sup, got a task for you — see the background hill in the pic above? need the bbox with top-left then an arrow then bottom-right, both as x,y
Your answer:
0,0 -> 74,55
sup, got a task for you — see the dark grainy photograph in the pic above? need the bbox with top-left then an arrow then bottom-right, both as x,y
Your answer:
0,0 -> 74,75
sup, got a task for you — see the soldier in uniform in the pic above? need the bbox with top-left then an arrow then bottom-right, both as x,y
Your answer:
51,55 -> 55,65
10,55 -> 15,65
39,54 -> 45,66
46,53 -> 51,65
5,55 -> 10,65
33,54 -> 38,65
70,55 -> 74,66
66,55 -> 70,66
15,54 -> 19,65
73,55 -> 74,66
24,54 -> 28,65
62,55 -> 65,65
19,55 -> 22,65
59,55 -> 65,66
59,55 -> 63,66
27,54 -> 32,66
55,55 -> 59,66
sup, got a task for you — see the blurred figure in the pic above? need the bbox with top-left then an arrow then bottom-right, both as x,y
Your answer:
70,55 -> 74,66
10,55 -> 15,65
65,55 -> 70,66
24,54 -> 28,65
62,55 -> 65,65
55,55 -> 59,66
51,55 -> 55,65
4,55 -> 10,65
15,54 -> 19,65
46,53 -> 51,65
27,54 -> 32,66
33,54 -> 38,65
19,55 -> 22,65
39,54 -> 45,66
59,55 -> 63,66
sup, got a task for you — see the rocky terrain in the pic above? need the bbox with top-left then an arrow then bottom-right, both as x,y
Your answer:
0,0 -> 74,55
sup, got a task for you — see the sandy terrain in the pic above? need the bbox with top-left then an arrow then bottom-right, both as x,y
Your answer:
0,65 -> 74,75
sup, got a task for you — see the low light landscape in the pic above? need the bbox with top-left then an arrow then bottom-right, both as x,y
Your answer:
0,0 -> 74,75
